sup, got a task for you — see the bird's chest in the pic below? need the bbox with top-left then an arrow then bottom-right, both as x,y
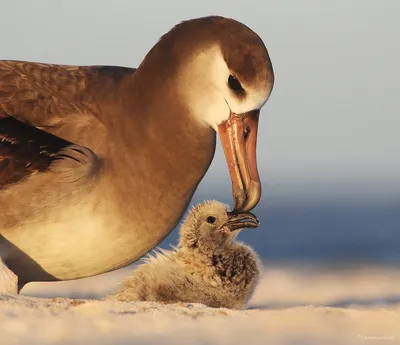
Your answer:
181,256 -> 223,288
3,201 -> 142,282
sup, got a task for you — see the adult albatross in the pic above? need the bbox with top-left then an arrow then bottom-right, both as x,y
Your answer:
0,16 -> 274,293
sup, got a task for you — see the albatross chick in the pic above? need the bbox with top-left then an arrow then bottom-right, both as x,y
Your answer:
113,200 -> 260,309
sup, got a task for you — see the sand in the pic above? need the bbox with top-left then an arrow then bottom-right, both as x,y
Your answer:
1,265 -> 399,345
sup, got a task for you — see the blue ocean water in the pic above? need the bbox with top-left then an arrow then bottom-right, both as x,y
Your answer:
159,197 -> 400,266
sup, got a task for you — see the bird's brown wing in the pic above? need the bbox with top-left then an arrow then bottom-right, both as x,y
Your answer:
0,60 -> 135,188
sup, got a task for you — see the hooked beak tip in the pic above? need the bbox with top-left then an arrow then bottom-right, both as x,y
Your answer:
233,181 -> 262,213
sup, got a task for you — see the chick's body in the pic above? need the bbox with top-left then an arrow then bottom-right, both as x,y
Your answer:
113,201 -> 260,309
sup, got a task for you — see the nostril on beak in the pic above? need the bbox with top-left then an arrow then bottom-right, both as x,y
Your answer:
244,125 -> 250,141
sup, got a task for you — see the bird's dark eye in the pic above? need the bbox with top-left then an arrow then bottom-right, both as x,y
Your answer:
206,216 -> 216,224
228,74 -> 244,92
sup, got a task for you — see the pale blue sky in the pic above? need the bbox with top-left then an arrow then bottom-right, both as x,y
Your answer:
1,0 -> 399,202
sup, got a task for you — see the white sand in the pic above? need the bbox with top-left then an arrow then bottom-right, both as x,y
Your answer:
1,265 -> 399,344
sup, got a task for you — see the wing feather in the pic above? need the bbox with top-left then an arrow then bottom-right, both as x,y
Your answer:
0,61 -> 135,188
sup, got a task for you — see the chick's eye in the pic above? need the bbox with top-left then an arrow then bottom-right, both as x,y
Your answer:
206,216 -> 216,224
228,74 -> 244,92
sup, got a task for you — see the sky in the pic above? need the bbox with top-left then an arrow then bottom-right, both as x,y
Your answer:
1,0 -> 399,203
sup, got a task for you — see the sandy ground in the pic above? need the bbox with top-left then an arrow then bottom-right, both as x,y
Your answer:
1,265 -> 399,345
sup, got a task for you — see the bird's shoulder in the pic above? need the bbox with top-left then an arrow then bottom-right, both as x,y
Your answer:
0,60 -> 136,126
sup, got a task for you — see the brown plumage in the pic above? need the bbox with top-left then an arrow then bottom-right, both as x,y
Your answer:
0,64 -> 135,187
0,16 -> 274,292
113,200 -> 261,310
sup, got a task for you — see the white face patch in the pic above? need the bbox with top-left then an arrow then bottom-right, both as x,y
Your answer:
176,45 -> 272,130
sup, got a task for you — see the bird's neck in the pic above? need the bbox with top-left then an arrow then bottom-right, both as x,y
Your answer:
120,71 -> 216,171
99,72 -> 216,247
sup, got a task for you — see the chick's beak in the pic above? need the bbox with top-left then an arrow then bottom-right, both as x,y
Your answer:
223,211 -> 260,231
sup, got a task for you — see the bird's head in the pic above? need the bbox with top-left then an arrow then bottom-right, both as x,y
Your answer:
139,16 -> 274,213
178,200 -> 259,252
